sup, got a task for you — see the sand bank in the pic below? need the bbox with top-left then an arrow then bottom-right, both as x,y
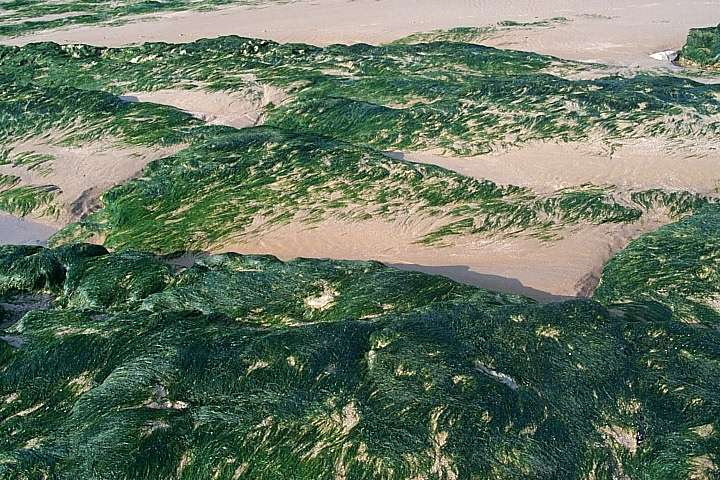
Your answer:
389,139 -> 720,195
1,136 -> 182,222
121,84 -> 288,129
3,0 -> 717,68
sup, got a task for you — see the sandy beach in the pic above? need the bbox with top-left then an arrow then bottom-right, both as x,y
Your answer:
220,211 -> 671,301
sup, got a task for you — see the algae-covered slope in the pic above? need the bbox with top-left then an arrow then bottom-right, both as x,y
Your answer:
596,204 -> 720,325
592,206 -> 720,478
2,204 -> 720,478
678,24 -> 720,70
3,37 -> 720,155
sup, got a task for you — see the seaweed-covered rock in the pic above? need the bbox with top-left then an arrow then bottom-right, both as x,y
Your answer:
0,245 -> 65,296
678,24 -> 720,70
61,251 -> 172,311
0,219 -> 718,478
594,205 -> 720,479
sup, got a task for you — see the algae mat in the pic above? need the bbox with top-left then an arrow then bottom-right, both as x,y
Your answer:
0,205 -> 720,478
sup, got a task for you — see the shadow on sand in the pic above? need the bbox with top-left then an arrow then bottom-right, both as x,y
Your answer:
389,263 -> 578,303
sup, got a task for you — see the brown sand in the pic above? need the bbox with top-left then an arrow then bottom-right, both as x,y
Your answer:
120,83 -> 288,129
3,0 -> 717,69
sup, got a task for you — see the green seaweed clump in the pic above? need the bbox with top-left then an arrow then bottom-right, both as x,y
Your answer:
678,24 -> 720,70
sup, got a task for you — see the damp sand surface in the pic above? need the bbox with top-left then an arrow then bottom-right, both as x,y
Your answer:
220,213 -> 670,302
0,214 -> 57,246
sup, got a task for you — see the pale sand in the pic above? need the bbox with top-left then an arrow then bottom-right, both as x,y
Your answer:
0,214 -> 57,246
1,136 -> 182,223
3,0 -> 718,68
389,139 -> 720,194
120,84 -> 288,129
220,212 -> 671,302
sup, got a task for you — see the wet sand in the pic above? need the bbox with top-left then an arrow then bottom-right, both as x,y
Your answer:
221,212 -> 670,302
0,214 -> 57,246
389,139 -> 720,195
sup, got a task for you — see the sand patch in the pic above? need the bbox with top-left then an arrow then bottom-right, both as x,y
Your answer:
120,84 -> 288,129
691,423 -> 715,438
689,455 -> 717,480
218,211 -> 671,302
389,139 -> 720,194
0,136 -> 182,223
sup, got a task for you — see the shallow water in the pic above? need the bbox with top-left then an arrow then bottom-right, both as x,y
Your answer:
0,213 -> 57,246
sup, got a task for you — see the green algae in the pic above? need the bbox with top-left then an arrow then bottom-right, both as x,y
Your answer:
592,206 -> 720,478
0,176 -> 60,219
595,204 -> 720,326
3,37 -> 719,155
2,206 -> 720,478
0,78 -> 209,148
0,245 -> 64,296
0,27 -> 716,479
